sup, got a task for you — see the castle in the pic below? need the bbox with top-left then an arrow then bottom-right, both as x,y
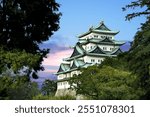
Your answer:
55,21 -> 125,96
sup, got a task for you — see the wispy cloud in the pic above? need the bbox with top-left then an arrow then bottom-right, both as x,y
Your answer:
40,34 -> 77,53
42,49 -> 73,72
39,34 -> 74,76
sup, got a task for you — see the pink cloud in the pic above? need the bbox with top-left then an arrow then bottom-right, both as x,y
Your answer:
42,69 -> 57,73
43,49 -> 73,67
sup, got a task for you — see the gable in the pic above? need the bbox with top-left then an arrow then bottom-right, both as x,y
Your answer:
101,37 -> 114,43
70,47 -> 81,58
70,61 -> 78,69
89,46 -> 105,54
96,22 -> 111,31
57,66 -> 64,73
57,64 -> 70,73
111,48 -> 122,55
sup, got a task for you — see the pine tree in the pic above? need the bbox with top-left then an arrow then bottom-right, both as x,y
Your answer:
123,0 -> 150,99
0,0 -> 61,77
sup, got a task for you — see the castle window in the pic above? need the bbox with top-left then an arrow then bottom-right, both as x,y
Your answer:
98,60 -> 101,63
101,36 -> 106,39
91,59 -> 95,62
110,48 -> 114,51
94,35 -> 98,38
103,47 -> 107,50
109,37 -> 112,39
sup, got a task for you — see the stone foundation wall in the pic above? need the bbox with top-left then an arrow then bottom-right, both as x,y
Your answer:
55,89 -> 76,97
55,89 -> 87,100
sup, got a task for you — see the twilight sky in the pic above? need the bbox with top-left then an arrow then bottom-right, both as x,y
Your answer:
38,0 -> 146,78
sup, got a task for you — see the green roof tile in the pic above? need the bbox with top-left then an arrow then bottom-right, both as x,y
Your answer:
57,63 -> 70,73
109,48 -> 122,55
79,38 -> 125,46
95,21 -> 111,31
114,41 -> 125,45
70,59 -> 85,69
64,43 -> 85,61
78,21 -> 119,38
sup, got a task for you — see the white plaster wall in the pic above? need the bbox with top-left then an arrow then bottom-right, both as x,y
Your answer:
85,43 -> 96,51
79,33 -> 95,39
66,73 -> 71,78
57,72 -> 71,80
57,81 -> 70,89
98,44 -> 115,51
57,74 -> 67,80
71,70 -> 79,77
57,70 -> 81,89
79,32 -> 115,40
99,34 -> 114,40
84,56 -> 104,64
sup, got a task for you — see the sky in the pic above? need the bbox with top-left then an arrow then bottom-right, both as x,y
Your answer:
37,0 -> 146,80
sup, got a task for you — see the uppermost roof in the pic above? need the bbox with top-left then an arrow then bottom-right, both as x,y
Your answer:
78,21 -> 119,38
95,21 -> 111,31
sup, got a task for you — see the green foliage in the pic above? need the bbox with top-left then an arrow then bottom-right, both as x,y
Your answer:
126,19 -> 150,99
41,79 -> 57,96
0,0 -> 61,99
123,0 -> 150,20
0,48 -> 40,76
0,0 -> 61,76
100,53 -> 128,70
33,94 -> 76,100
69,65 -> 143,100
0,76 -> 40,99
124,0 -> 150,99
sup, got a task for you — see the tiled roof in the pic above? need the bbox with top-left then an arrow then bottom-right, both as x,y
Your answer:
57,63 -> 70,73
56,59 -> 87,75
70,59 -> 85,69
79,38 -> 125,46
95,21 -> 111,31
87,47 -> 122,56
56,21 -> 125,75
78,21 -> 119,38
88,46 -> 105,54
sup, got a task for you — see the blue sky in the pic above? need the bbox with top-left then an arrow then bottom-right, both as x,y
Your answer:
53,0 -> 146,44
38,0 -> 146,79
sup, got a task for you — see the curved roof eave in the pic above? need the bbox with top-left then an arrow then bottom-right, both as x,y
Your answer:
86,53 -> 117,57
78,30 -> 119,38
63,54 -> 85,61
110,48 -> 122,55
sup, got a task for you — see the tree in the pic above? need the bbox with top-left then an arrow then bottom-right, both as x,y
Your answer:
0,47 -> 41,77
69,65 -> 143,100
100,54 -> 128,71
41,79 -> 57,96
0,0 -> 61,77
123,0 -> 150,99
123,0 -> 150,20
0,76 -> 40,99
